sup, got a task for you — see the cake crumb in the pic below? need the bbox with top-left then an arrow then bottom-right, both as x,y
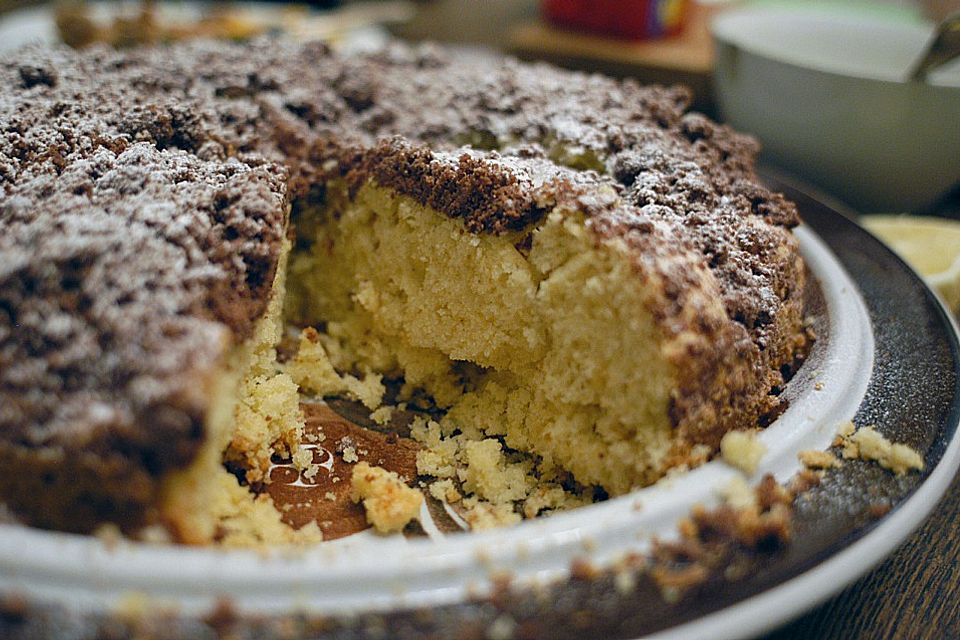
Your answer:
410,409 -> 590,527
292,447 -> 317,477
305,431 -> 326,444
138,525 -> 172,545
614,568 -> 637,594
720,430 -> 766,475
302,463 -> 321,482
839,425 -> 925,475
286,328 -> 385,409
486,614 -> 516,640
833,420 -> 856,446
650,473 -> 795,601
350,461 -> 423,533
461,499 -> 521,530
798,449 -> 840,470
342,446 -> 359,464
717,475 -> 757,510
228,371 -> 305,485
285,328 -> 345,396
428,478 -> 462,503
343,371 -> 385,411
370,405 -> 394,426
94,523 -> 123,550
570,557 -> 601,581
788,468 -> 824,494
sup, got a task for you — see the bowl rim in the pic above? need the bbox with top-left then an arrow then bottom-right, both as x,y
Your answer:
711,4 -> 960,88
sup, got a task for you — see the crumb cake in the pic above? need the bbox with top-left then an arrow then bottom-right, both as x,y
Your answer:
0,39 -> 806,543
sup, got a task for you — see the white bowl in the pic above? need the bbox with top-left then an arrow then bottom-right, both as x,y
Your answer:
712,5 -> 960,213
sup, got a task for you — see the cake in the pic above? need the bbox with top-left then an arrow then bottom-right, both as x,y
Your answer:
0,39 -> 806,543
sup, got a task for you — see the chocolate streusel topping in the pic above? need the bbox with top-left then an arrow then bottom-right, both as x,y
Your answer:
0,44 -> 290,531
0,37 -> 804,532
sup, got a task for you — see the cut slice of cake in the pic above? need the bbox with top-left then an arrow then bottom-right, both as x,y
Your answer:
286,138 -> 804,496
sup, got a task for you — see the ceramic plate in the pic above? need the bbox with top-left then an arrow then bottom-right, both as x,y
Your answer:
0,151 -> 958,640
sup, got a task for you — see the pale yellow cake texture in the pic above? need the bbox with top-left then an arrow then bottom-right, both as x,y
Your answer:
286,181 -> 681,499
427,478 -> 462,504
720,430 -> 767,475
157,173 -> 777,543
286,327 -> 385,410
839,424 -> 925,475
350,461 -> 423,533
226,239 -> 306,484
798,449 -> 841,470
717,475 -> 758,511
158,240 -> 320,546
369,405 -> 394,426
228,372 -> 303,484
409,414 -> 588,528
836,420 -> 856,440
460,499 -> 522,530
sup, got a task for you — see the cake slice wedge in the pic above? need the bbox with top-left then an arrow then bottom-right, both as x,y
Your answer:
285,138 -> 804,495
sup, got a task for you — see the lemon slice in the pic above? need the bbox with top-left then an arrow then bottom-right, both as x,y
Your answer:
861,215 -> 960,316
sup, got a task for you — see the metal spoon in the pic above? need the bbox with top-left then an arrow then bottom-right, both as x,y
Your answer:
909,11 -> 960,80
